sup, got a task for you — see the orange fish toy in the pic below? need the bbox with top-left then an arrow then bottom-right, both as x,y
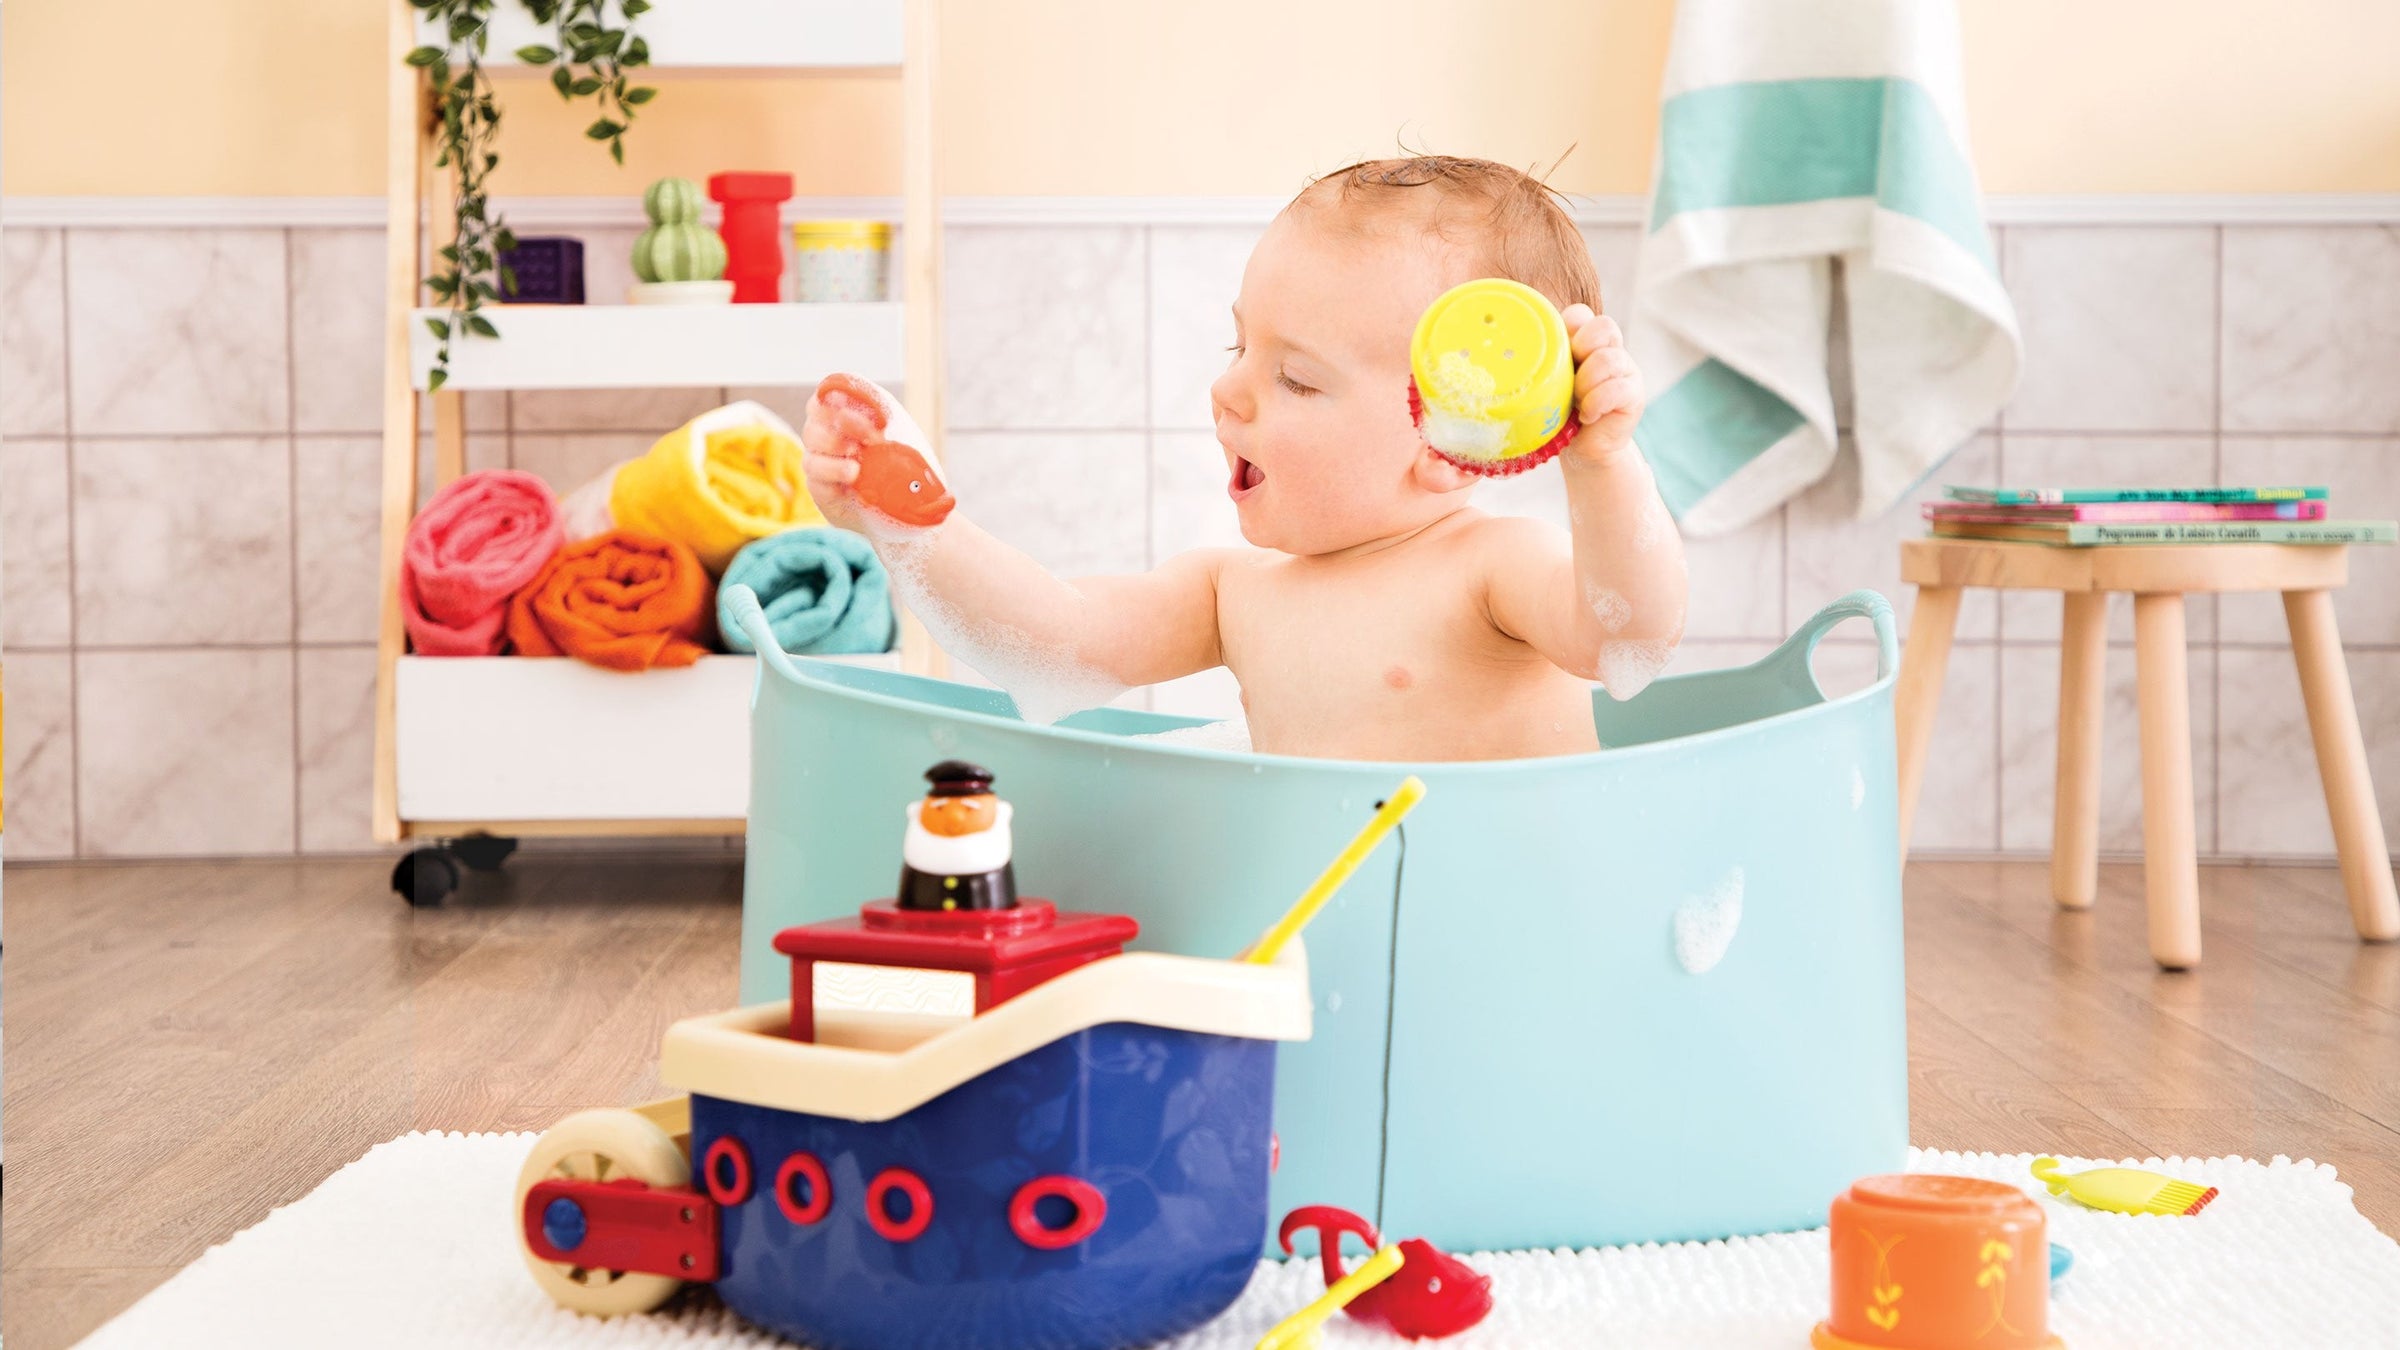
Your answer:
816,372 -> 955,529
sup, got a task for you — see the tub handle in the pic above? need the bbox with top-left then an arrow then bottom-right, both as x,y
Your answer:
1789,589 -> 1901,687
722,583 -> 809,685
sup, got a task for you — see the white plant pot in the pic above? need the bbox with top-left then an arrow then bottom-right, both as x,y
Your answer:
627,280 -> 735,305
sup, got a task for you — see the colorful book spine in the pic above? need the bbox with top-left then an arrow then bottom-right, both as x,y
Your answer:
1924,500 -> 2327,523
1931,520 -> 2397,546
1945,486 -> 2328,505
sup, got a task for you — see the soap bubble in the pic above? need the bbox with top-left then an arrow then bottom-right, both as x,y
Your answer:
1596,638 -> 1674,701
1673,867 -> 1745,975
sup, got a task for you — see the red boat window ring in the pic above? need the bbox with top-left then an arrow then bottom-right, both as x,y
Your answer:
1010,1176 -> 1106,1250
703,1137 -> 753,1206
866,1167 -> 934,1242
775,1151 -> 832,1225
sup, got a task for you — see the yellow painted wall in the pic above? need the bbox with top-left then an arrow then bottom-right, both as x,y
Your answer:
5,0 -> 2397,198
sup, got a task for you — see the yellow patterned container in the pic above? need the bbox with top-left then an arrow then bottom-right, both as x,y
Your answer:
790,220 -> 892,303
1408,278 -> 1576,475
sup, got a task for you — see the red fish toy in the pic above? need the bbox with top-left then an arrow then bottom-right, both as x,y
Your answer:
815,372 -> 956,529
1278,1205 -> 1493,1340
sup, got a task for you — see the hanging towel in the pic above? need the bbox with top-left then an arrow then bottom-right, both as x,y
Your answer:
1628,0 -> 2020,537
399,469 -> 565,656
718,527 -> 895,657
608,400 -> 823,574
504,530 -> 716,671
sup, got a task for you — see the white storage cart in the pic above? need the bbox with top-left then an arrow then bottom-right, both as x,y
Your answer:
373,0 -> 944,902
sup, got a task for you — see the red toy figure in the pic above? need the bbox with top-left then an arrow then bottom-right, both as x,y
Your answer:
707,172 -> 794,303
1279,1205 -> 1493,1340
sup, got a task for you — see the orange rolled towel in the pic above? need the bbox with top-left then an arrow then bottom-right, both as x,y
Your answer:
504,530 -> 717,671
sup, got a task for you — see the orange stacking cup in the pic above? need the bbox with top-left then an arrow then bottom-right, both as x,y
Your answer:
1814,1174 -> 2064,1350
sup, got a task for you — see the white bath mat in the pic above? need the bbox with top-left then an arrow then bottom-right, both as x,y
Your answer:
78,1133 -> 2400,1349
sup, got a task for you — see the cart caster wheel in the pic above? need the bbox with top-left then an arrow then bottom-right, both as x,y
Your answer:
392,847 -> 460,908
516,1108 -> 692,1317
452,834 -> 518,872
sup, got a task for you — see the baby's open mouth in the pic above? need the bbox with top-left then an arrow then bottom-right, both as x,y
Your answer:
1230,457 -> 1265,500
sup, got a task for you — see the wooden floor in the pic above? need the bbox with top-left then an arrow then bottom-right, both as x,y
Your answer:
3,854 -> 2395,1348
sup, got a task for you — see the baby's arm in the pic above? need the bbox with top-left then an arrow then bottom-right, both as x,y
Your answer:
802,384 -> 1226,692
1481,307 -> 1687,699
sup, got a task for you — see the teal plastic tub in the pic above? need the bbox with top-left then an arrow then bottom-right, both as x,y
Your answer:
726,589 -> 1907,1254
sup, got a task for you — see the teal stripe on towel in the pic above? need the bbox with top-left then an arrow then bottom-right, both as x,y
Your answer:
1637,358 -> 1806,515
1652,77 -> 1994,270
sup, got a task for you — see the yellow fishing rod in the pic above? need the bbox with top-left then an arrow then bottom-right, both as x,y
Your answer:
1243,776 -> 1426,965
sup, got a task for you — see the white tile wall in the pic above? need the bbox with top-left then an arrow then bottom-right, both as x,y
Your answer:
945,227 -> 1147,430
294,435 -> 385,645
943,431 -> 1149,577
71,436 -> 294,646
2221,226 -> 2400,434
2,650 -> 77,858
2,228 -> 68,437
65,229 -> 291,436
74,648 -> 297,857
3,438 -> 73,648
2002,226 -> 2217,433
6,218 -> 2399,862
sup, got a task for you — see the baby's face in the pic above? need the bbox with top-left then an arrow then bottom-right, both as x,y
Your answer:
1211,213 -> 1464,554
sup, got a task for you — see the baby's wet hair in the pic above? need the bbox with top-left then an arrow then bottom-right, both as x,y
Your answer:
1289,154 -> 1603,313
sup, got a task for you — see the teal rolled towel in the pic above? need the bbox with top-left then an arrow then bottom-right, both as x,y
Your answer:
718,527 -> 895,656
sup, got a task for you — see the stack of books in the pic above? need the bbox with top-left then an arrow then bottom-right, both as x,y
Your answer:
1924,486 -> 2397,546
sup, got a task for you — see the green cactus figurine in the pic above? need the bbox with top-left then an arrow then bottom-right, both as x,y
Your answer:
632,177 -> 728,284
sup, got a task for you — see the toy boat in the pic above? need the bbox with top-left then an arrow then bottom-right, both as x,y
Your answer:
514,765 -> 1421,1350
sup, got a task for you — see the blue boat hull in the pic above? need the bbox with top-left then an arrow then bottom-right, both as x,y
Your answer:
695,1022 -> 1277,1350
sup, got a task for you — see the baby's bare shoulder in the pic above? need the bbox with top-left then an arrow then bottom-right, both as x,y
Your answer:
1446,509 -> 1571,567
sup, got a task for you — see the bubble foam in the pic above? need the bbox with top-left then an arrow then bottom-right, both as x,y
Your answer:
1673,867 -> 1745,975
881,540 -> 1129,726
1596,638 -> 1674,701
1583,580 -> 1632,634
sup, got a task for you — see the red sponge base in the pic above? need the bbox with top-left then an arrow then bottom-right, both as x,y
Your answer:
1407,380 -> 1577,478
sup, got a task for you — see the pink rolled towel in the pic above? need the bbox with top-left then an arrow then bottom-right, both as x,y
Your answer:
400,469 -> 566,655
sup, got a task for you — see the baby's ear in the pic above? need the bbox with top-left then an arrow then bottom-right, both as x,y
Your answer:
1411,444 -> 1478,495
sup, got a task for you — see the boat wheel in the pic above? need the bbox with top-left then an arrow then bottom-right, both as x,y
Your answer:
514,1108 -> 692,1316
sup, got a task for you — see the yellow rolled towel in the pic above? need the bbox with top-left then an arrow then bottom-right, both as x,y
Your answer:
608,400 -> 823,574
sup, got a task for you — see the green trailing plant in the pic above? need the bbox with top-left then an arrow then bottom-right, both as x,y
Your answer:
408,0 -> 656,390
633,178 -> 728,283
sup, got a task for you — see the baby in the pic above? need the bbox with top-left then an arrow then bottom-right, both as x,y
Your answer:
803,156 -> 1687,762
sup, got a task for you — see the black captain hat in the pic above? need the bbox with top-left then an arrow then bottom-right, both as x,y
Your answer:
924,761 -> 996,797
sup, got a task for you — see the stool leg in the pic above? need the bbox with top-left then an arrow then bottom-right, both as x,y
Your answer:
2133,592 -> 2202,969
2282,589 -> 2400,942
2053,592 -> 2108,911
1896,585 -> 1964,860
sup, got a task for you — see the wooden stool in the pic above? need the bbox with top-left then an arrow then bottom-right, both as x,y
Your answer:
1895,538 -> 2400,970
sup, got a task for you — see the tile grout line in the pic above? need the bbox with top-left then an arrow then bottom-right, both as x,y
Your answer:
2210,225 -> 2225,856
58,227 -> 85,858
288,226 -> 305,856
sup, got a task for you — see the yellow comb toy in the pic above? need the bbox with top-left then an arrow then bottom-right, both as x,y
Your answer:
1256,1243 -> 1407,1350
2031,1155 -> 2219,1216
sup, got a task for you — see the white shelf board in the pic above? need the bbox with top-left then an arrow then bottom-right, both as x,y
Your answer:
396,652 -> 901,824
416,0 -> 901,73
409,302 -> 902,390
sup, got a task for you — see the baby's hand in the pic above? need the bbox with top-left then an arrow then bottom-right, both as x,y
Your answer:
800,379 -> 883,535
1560,304 -> 1644,463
